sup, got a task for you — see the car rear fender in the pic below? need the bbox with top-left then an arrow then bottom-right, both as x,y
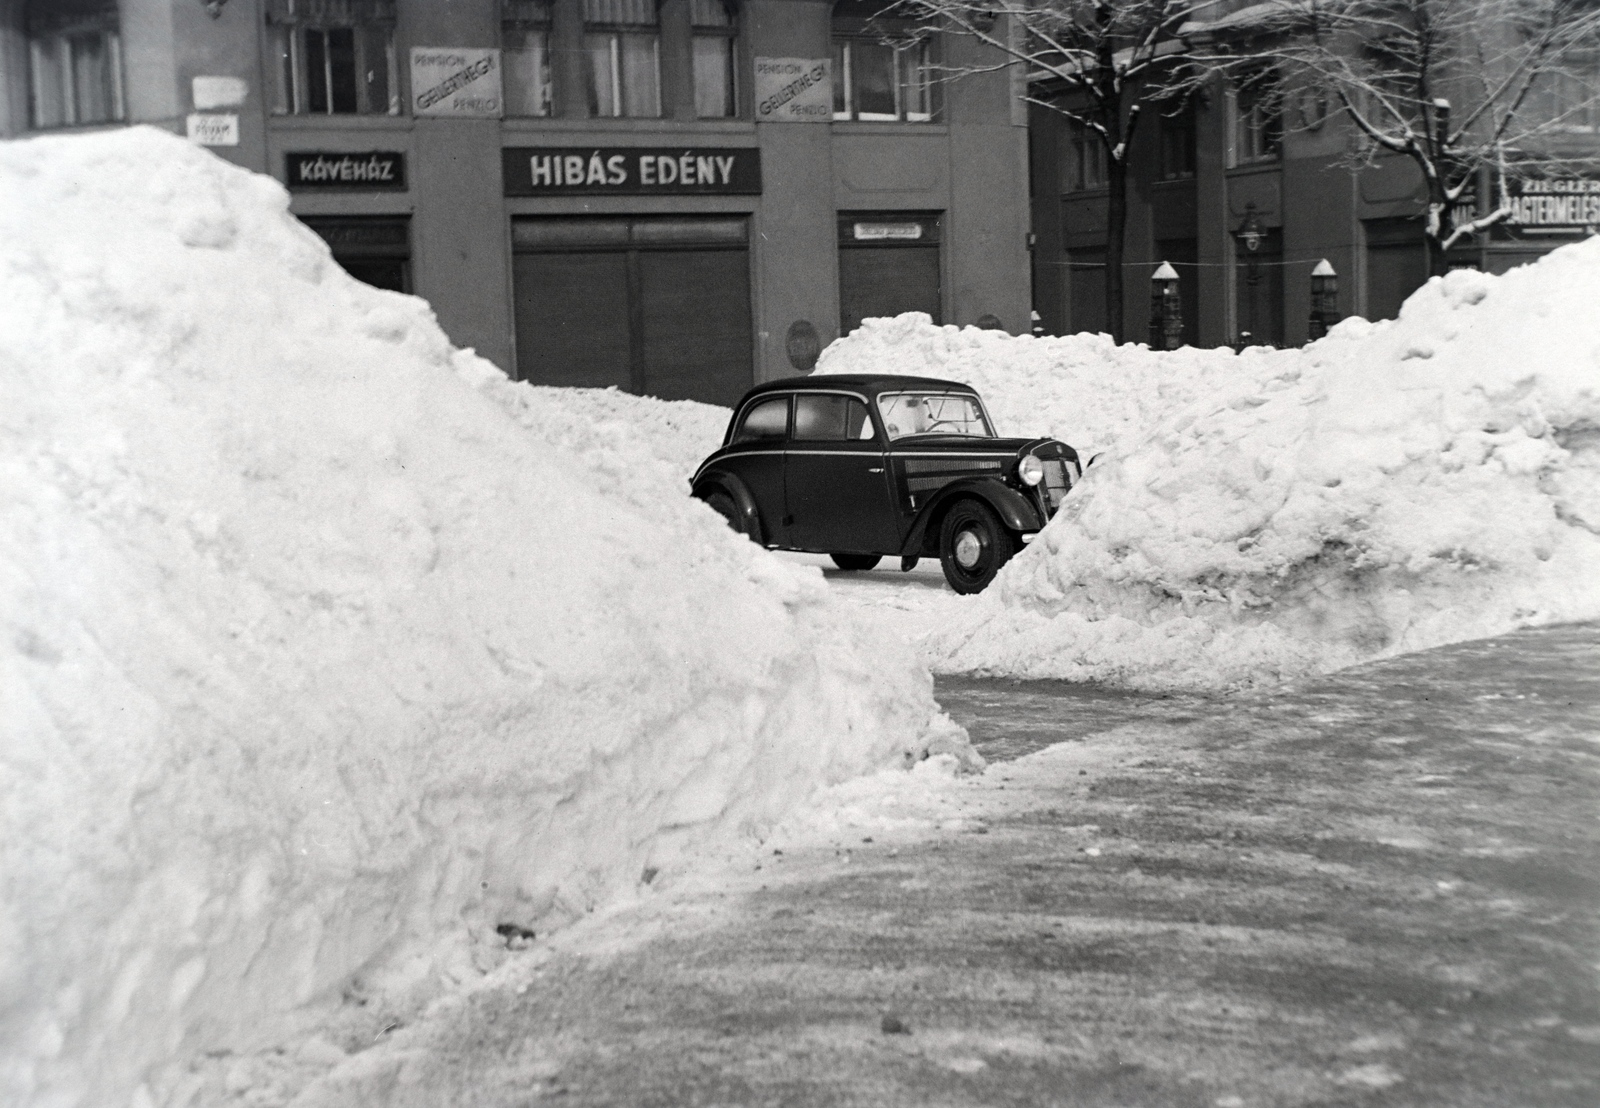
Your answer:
691,470 -> 765,545
901,478 -> 1045,558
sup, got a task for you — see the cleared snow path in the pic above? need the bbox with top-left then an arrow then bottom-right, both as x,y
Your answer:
258,622 -> 1599,1108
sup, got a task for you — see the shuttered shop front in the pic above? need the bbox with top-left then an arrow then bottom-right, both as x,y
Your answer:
511,216 -> 753,407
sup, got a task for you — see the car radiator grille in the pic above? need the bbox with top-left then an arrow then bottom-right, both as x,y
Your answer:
1042,457 -> 1071,511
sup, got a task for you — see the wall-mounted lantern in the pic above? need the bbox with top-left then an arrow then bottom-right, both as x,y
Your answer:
1149,261 -> 1183,351
1235,202 -> 1265,287
201,0 -> 228,16
1309,258 -> 1339,340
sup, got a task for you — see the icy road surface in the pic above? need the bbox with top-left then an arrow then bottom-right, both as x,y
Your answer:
281,620 -> 1600,1108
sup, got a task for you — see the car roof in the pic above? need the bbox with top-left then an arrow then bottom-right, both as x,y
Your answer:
737,373 -> 977,403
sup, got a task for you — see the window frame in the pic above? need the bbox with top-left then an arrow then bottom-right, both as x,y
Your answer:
830,6 -> 937,124
266,1 -> 399,117
1230,69 -> 1283,167
731,394 -> 792,445
25,0 -> 125,130
690,0 -> 738,119
502,0 -> 555,118
582,0 -> 663,119
791,392 -> 876,443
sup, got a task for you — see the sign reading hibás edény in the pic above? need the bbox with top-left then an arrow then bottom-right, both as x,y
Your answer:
754,57 -> 832,122
411,47 -> 502,117
1507,178 -> 1600,226
287,151 -> 407,191
503,147 -> 761,195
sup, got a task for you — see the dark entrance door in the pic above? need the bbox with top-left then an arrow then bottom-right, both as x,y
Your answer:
838,212 -> 941,336
1364,217 -> 1428,322
1234,228 -> 1284,346
511,216 -> 753,406
300,216 -> 411,293
784,392 -> 900,554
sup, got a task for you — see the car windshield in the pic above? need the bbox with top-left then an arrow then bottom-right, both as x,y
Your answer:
875,392 -> 994,441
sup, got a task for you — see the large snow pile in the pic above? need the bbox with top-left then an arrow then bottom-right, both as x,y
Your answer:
819,254 -> 1600,688
0,127 -> 967,1108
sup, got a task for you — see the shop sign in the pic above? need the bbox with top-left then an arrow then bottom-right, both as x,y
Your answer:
287,151 -> 407,191
186,113 -> 238,146
503,147 -> 762,195
1506,178 -> 1600,226
192,75 -> 247,110
853,222 -> 923,241
754,57 -> 832,122
410,47 -> 502,118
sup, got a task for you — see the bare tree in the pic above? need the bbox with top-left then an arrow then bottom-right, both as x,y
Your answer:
1201,0 -> 1600,276
892,0 -> 1223,340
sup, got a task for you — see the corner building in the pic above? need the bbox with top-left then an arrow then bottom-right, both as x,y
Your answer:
0,0 -> 1031,406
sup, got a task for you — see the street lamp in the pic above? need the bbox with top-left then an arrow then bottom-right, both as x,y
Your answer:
1309,259 -> 1339,340
1149,261 -> 1182,351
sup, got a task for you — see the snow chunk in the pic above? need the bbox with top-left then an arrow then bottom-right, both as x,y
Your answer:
0,127 -> 969,1108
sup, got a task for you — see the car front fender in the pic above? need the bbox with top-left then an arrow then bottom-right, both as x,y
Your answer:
901,478 -> 1045,557
691,470 -> 765,546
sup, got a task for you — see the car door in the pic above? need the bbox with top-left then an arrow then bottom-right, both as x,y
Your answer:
784,392 -> 902,554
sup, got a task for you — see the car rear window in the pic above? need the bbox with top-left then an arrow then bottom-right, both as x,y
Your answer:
793,394 -> 873,441
732,396 -> 789,444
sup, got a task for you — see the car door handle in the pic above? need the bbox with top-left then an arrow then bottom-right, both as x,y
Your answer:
867,467 -> 883,473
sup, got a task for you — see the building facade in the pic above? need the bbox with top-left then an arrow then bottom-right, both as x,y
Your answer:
1029,4 -> 1600,349
0,0 -> 1031,406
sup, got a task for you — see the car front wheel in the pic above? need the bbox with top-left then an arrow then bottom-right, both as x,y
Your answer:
938,500 -> 1016,594
829,553 -> 882,571
704,490 -> 743,535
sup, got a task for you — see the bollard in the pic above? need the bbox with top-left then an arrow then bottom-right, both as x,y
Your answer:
1149,261 -> 1183,350
1309,259 -> 1339,340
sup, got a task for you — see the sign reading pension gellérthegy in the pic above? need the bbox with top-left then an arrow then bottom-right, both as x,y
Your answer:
410,47 -> 502,117
503,147 -> 762,195
1507,178 -> 1600,226
754,57 -> 832,122
287,151 -> 407,191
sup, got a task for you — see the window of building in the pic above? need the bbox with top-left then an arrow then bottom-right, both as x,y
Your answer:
26,0 -> 124,129
692,0 -> 737,117
583,0 -> 661,118
1065,120 -> 1109,191
1158,102 -> 1196,180
1232,70 -> 1282,165
503,0 -> 554,117
267,0 -> 398,116
1535,53 -> 1600,132
831,0 -> 934,122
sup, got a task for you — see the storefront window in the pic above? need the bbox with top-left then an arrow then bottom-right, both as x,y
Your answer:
584,0 -> 661,118
692,0 -> 737,118
267,0 -> 398,116
831,1 -> 933,122
26,0 -> 124,129
1232,70 -> 1282,165
504,0 -> 554,117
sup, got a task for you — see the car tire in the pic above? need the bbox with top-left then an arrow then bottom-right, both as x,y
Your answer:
830,553 -> 882,571
938,499 -> 1016,594
704,490 -> 743,535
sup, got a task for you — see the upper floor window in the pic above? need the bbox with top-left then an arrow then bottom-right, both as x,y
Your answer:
584,0 -> 661,118
503,0 -> 553,117
692,0 -> 737,118
27,0 -> 124,129
267,0 -> 398,116
1232,70 -> 1282,165
1158,101 -> 1196,180
1065,119 -> 1108,191
832,0 -> 934,122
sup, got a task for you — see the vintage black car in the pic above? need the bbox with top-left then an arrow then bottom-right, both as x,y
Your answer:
690,374 -> 1082,593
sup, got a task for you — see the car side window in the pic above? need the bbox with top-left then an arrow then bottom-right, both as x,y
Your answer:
732,396 -> 789,444
793,394 -> 873,442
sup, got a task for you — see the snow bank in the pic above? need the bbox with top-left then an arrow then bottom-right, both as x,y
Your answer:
0,127 -> 967,1108
819,254 -> 1600,688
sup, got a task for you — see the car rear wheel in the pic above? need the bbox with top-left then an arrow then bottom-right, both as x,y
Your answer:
830,553 -> 882,571
704,491 -> 743,535
938,500 -> 1016,594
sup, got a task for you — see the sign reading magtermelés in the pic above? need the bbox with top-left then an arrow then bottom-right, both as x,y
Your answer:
410,47 -> 502,118
1507,178 -> 1600,227
287,151 -> 407,191
503,147 -> 762,195
754,57 -> 832,122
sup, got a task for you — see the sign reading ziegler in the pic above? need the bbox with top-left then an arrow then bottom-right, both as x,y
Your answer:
503,147 -> 761,195
1507,178 -> 1600,226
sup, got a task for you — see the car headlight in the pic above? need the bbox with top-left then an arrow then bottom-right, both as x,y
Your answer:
1017,454 -> 1044,486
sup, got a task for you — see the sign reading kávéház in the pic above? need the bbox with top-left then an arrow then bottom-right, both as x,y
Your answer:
411,47 -> 502,117
1507,178 -> 1600,226
754,57 -> 832,122
503,147 -> 761,195
287,151 -> 407,191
